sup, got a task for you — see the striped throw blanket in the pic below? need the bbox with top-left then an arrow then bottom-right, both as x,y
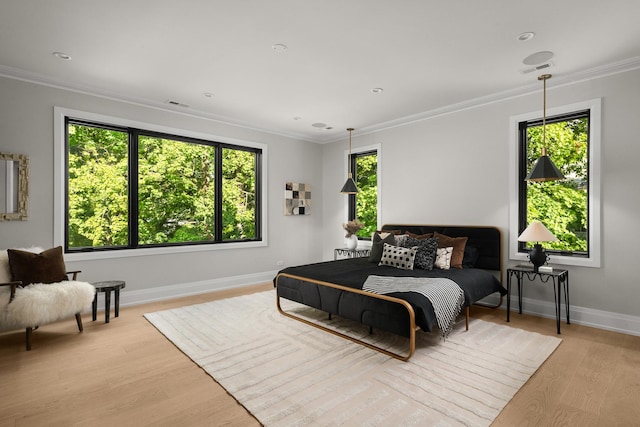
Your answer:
362,275 -> 464,338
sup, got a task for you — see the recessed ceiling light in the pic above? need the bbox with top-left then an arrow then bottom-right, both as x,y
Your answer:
523,51 -> 554,65
372,88 -> 384,93
517,32 -> 535,42
53,51 -> 72,60
312,122 -> 327,128
272,43 -> 288,52
325,127 -> 333,130
203,92 -> 213,98
293,116 -> 303,121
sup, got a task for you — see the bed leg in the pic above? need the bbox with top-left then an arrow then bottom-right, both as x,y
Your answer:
328,313 -> 332,320
465,306 -> 470,331
369,326 -> 373,335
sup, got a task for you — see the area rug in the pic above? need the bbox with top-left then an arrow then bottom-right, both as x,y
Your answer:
144,290 -> 561,426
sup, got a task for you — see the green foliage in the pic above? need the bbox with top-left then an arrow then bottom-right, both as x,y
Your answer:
354,153 -> 378,238
137,136 -> 216,244
68,124 -> 129,248
221,148 -> 256,240
67,123 -> 257,248
526,118 -> 588,252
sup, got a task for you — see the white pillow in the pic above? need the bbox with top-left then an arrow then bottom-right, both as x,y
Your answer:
378,243 -> 417,270
434,247 -> 454,270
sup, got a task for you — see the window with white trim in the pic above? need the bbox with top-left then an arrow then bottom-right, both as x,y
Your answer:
509,99 -> 601,267
55,108 -> 266,255
347,145 -> 381,239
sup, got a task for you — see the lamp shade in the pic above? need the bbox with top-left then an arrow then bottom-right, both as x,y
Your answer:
518,221 -> 558,242
525,153 -> 565,182
341,128 -> 359,194
340,175 -> 358,194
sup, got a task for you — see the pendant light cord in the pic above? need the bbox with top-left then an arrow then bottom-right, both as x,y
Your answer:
539,74 -> 551,156
347,127 -> 354,178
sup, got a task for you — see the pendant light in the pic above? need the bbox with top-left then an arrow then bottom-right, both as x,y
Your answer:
526,74 -> 565,182
340,128 -> 359,194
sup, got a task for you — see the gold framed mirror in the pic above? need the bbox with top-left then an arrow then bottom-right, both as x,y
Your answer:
0,152 -> 29,221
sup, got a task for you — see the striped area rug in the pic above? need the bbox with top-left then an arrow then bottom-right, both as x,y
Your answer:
145,290 -> 561,426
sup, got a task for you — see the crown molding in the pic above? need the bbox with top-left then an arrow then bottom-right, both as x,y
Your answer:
2,56 -> 640,145
0,64 -> 318,144
322,56 -> 640,144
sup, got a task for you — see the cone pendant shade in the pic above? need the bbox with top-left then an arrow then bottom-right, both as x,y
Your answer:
340,175 -> 358,194
526,74 -> 564,182
526,148 -> 565,182
341,128 -> 359,194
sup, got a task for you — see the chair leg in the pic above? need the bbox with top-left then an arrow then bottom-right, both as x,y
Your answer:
25,327 -> 32,351
75,313 -> 83,332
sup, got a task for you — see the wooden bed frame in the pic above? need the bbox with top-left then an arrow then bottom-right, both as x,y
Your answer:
275,224 -> 504,361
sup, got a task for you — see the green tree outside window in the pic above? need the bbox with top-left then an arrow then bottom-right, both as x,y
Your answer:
524,115 -> 588,253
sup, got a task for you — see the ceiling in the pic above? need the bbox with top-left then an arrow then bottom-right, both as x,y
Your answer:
1,1 -> 640,143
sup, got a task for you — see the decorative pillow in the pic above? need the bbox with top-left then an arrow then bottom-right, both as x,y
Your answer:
400,236 -> 438,270
433,232 -> 468,269
462,245 -> 480,268
7,246 -> 68,286
378,243 -> 417,270
393,234 -> 410,246
368,232 -> 397,263
405,231 -> 434,240
434,247 -> 454,270
378,229 -> 400,235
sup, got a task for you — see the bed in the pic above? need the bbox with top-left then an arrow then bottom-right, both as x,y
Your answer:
274,224 -> 506,360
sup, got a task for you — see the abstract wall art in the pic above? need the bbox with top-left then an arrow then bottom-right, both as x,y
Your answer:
284,182 -> 311,215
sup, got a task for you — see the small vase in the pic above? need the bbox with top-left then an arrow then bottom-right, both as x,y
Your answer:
346,234 -> 358,250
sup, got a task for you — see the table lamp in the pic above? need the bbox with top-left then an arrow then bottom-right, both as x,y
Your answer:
518,221 -> 558,272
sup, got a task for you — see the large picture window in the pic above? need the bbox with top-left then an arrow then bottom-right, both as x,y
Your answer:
348,148 -> 379,239
509,98 -> 601,267
61,113 -> 262,254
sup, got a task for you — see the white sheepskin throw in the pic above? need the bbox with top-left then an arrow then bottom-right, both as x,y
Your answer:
0,281 -> 95,331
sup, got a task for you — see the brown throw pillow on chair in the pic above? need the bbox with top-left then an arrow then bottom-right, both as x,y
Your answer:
7,246 -> 68,286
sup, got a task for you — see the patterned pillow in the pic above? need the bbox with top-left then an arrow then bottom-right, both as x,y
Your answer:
394,234 -> 410,246
433,232 -> 468,269
405,231 -> 434,240
378,243 -> 417,270
434,247 -> 454,270
400,236 -> 439,270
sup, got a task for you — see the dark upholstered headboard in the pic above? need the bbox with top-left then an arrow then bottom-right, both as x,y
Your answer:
381,224 -> 502,276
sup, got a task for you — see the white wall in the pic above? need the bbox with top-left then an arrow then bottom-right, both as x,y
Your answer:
323,68 -> 640,328
3,67 -> 640,333
0,77 -> 323,299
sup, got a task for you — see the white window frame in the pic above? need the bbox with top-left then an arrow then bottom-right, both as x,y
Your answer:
53,106 -> 268,261
508,98 -> 601,268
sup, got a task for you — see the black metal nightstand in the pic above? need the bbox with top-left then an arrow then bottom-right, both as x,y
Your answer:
506,265 -> 569,334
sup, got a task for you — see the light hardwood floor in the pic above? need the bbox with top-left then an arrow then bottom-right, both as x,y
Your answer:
1,283 -> 639,426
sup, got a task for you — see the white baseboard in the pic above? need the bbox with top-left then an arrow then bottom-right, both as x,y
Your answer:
479,294 -> 640,337
94,272 -> 640,338
92,270 -> 278,312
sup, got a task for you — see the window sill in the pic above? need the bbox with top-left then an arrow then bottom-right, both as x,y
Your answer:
64,240 -> 267,262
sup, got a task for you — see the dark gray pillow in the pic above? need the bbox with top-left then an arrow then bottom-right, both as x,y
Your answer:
368,232 -> 396,263
463,245 -> 480,268
400,236 -> 438,270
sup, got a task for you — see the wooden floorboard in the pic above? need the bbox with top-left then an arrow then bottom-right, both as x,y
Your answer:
1,283 -> 639,426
